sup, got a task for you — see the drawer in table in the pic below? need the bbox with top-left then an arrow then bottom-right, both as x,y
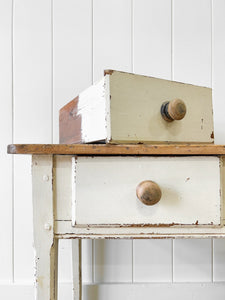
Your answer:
60,70 -> 214,144
72,156 -> 222,227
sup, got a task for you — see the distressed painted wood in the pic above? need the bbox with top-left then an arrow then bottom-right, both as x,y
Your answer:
32,155 -> 58,300
74,156 -> 221,226
8,144 -> 225,155
72,240 -> 82,300
59,70 -> 214,144
55,220 -> 225,239
8,151 -> 225,299
53,155 -> 72,221
59,77 -> 108,144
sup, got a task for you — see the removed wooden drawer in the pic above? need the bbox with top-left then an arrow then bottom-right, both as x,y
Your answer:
72,156 -> 222,227
60,70 -> 214,144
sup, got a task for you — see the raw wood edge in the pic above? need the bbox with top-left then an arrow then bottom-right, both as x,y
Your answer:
7,144 -> 225,155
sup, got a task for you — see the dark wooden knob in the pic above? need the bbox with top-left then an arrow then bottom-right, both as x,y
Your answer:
136,180 -> 162,206
161,99 -> 186,122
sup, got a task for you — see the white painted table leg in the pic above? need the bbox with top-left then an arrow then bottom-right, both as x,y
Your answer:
32,155 -> 58,300
72,239 -> 82,300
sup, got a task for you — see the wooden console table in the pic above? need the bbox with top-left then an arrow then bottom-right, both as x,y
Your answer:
7,144 -> 225,300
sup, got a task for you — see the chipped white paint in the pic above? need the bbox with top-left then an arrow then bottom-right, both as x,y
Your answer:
55,220 -> 225,239
72,156 -> 77,226
32,155 -> 58,300
78,76 -> 108,143
74,156 -> 221,226
54,155 -> 72,221
67,70 -> 214,144
27,153 -> 225,299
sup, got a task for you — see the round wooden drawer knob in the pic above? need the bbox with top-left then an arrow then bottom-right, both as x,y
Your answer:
161,99 -> 187,122
136,180 -> 162,206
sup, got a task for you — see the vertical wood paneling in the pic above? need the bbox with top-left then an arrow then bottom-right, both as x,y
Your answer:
94,240 -> 132,283
53,0 -> 92,143
212,0 -> 225,144
58,240 -> 72,283
173,239 -> 212,282
133,0 -> 173,283
53,0 -> 93,284
93,0 -> 132,82
133,240 -> 172,282
82,240 -> 93,284
213,239 -> 225,281
13,0 -> 52,281
133,0 -> 171,79
0,0 -> 13,283
173,0 -> 211,86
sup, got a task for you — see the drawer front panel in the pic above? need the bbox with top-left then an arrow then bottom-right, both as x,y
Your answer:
110,71 -> 214,144
73,156 -> 221,226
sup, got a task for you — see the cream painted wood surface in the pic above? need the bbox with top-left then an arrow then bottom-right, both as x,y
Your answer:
109,71 -> 213,143
32,155 -> 58,300
54,156 -> 72,222
55,220 -> 225,239
64,70 -> 214,144
74,156 -> 221,225
76,77 -> 108,144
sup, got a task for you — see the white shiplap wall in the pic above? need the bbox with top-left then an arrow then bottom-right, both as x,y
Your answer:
1,0 -> 225,298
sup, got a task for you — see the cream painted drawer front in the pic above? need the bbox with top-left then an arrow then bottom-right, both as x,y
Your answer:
59,70 -> 214,144
73,156 -> 221,226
